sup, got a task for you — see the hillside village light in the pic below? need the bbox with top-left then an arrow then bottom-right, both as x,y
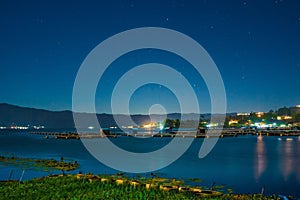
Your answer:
159,122 -> 164,130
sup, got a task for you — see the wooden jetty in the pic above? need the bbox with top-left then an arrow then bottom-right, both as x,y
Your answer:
29,128 -> 300,140
256,129 -> 300,137
29,131 -> 117,139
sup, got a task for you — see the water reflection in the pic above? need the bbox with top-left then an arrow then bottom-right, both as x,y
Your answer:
297,139 -> 300,181
281,139 -> 294,180
255,135 -> 266,181
277,137 -> 300,182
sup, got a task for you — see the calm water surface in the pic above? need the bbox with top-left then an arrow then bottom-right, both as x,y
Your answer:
0,130 -> 300,197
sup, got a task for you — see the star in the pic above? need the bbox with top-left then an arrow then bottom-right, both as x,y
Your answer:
35,17 -> 45,24
129,1 -> 134,8
56,41 -> 63,47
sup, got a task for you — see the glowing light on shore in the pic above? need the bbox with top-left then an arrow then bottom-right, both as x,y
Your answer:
255,112 -> 264,118
159,123 -> 164,130
10,126 -> 29,130
142,122 -> 158,128
277,116 -> 293,120
229,120 -> 239,126
206,123 -> 219,128
237,112 -> 250,116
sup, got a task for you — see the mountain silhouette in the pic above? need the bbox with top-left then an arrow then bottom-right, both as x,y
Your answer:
0,103 -> 206,129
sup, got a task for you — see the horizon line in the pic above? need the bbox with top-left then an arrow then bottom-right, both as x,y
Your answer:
0,102 -> 298,115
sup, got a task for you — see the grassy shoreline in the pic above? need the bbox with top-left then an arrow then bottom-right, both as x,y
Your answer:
0,174 -> 292,199
0,155 -> 293,199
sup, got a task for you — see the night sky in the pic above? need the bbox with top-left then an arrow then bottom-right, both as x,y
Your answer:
0,0 -> 299,114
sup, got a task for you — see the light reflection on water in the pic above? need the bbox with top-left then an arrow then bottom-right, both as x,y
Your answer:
276,137 -> 300,182
254,135 -> 266,181
282,139 -> 293,180
254,136 -> 300,185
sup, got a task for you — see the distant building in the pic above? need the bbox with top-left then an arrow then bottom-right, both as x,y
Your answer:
290,105 -> 300,114
255,112 -> 264,118
277,116 -> 293,120
228,120 -> 239,126
142,122 -> 158,128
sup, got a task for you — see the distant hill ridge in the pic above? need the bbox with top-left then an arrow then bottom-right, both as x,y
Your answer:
0,103 -> 211,129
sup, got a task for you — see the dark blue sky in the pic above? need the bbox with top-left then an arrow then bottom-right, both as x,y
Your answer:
0,0 -> 299,113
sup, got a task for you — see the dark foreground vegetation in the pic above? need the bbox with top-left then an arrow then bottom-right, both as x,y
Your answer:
0,174 -> 291,200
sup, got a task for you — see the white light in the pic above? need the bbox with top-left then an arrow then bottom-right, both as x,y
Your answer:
159,123 -> 164,130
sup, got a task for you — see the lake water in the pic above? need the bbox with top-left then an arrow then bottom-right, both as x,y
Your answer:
1,130 -> 300,197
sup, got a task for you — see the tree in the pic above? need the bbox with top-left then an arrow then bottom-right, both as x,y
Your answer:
295,114 -> 300,122
163,119 -> 177,128
277,106 -> 291,116
265,110 -> 277,122
174,119 -> 180,128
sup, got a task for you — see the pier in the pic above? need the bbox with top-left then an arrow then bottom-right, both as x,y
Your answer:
256,129 -> 300,137
29,128 -> 300,140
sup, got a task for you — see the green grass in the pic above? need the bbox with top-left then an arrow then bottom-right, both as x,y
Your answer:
0,155 -> 291,199
0,155 -> 78,172
0,175 -> 286,200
